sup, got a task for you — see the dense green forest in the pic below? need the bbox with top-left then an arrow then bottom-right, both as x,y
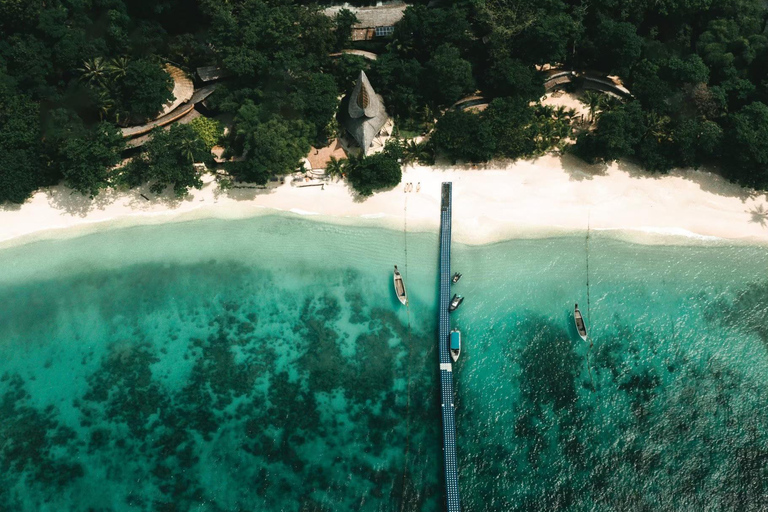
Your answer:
0,0 -> 343,202
2,0 -> 768,203
367,0 -> 768,188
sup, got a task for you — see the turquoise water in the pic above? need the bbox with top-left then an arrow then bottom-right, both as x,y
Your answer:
1,215 -> 768,511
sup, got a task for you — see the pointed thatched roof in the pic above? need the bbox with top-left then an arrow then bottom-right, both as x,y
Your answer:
340,71 -> 388,155
348,71 -> 382,119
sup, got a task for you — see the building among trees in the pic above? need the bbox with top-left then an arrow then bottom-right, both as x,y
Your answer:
324,3 -> 406,41
339,71 -> 390,155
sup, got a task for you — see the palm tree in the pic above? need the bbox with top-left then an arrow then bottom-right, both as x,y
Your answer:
579,90 -> 603,123
401,140 -> 418,165
645,113 -> 672,143
402,140 -> 433,165
326,156 -> 346,178
597,94 -> 621,116
94,90 -> 115,121
537,104 -> 556,118
420,105 -> 435,132
536,119 -> 557,152
78,57 -> 109,87
178,135 -> 198,164
108,56 -> 130,81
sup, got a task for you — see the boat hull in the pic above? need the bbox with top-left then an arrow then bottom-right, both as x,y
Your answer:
574,304 -> 588,341
448,294 -> 463,312
449,330 -> 461,362
394,266 -> 407,305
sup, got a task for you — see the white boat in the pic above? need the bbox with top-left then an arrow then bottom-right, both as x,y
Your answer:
393,265 -> 407,305
574,303 -> 587,341
449,294 -> 464,312
450,330 -> 461,362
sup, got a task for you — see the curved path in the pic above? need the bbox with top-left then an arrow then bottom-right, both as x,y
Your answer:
328,49 -> 379,61
159,64 -> 194,117
121,84 -> 217,142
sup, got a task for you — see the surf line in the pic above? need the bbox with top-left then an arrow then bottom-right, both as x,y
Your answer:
399,191 -> 415,511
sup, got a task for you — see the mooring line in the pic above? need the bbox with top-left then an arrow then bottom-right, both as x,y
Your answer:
400,191 -> 415,511
586,211 -> 592,336
585,211 -> 595,388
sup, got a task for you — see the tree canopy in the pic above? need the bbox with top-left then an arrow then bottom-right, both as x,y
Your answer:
0,0 -> 345,204
44,111 -> 125,198
114,59 -> 174,122
722,102 -> 768,187
228,117 -> 312,185
432,101 -> 574,164
345,145 -> 403,197
0,82 -> 46,204
5,0 -> 768,203
118,124 -> 208,198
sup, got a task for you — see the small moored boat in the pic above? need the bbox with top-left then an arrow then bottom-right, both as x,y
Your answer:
449,329 -> 461,362
393,265 -> 408,305
449,294 -> 464,312
452,272 -> 462,284
574,303 -> 587,341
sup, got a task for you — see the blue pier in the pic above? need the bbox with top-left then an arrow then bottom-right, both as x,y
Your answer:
438,182 -> 461,512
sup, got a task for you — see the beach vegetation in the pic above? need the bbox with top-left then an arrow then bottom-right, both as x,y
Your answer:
190,117 -> 224,152
345,144 -> 402,197
44,112 -> 125,198
579,91 -> 603,124
0,83 -> 47,204
722,102 -> 768,187
118,125 -> 207,198
574,102 -> 647,164
5,0 -> 768,202
0,0 -> 341,203
433,100 -> 574,164
401,140 -> 434,166
432,110 -> 496,164
227,117 -> 312,185
325,157 -> 347,178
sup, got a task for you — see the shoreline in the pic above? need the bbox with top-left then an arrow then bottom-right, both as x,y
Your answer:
1,154 -> 767,250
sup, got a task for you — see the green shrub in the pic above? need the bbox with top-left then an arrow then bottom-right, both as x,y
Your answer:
190,117 -> 223,151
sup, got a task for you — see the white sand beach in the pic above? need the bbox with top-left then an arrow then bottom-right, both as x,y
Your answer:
2,155 -> 768,247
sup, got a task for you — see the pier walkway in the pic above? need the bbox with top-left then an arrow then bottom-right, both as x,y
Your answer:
438,182 -> 461,512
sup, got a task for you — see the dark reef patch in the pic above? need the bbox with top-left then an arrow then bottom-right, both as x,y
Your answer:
709,280 -> 768,347
459,299 -> 768,512
4,251 -> 767,511
0,262 -> 442,511
0,374 -> 84,504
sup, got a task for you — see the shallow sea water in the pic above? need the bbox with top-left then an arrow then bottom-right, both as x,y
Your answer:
1,215 -> 768,511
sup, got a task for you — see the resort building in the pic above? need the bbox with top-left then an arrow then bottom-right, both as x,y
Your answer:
339,71 -> 390,155
324,3 -> 406,41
